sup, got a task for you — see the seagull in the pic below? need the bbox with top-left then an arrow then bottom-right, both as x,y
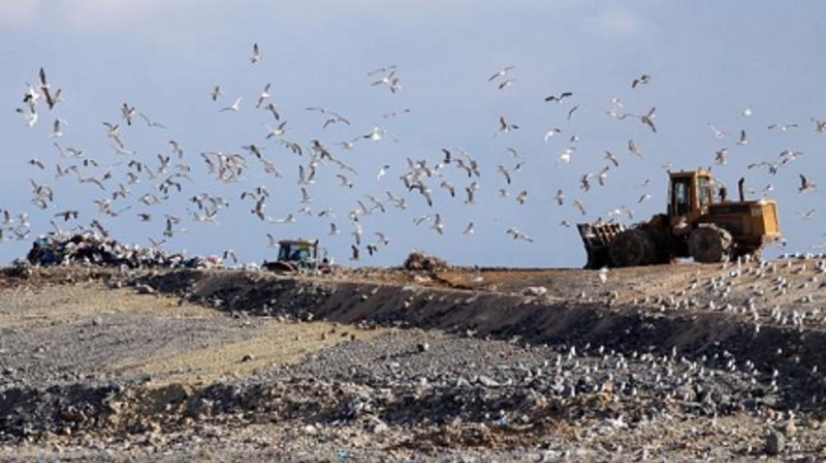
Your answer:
220,97 -> 242,112
28,159 -> 45,170
121,103 -> 136,125
800,209 -> 816,220
715,148 -> 728,165
256,83 -> 272,108
628,139 -> 644,159
567,105 -> 580,121
708,124 -> 727,139
488,65 -> 514,82
250,43 -> 261,63
638,193 -> 652,204
102,122 -> 124,148
768,123 -> 798,132
640,107 -> 657,133
799,174 -> 816,193
811,118 -> 826,133
506,228 -> 533,243
554,189 -> 565,206
432,214 -> 445,235
544,128 -> 562,142
497,79 -> 515,90
497,165 -> 512,184
211,85 -> 223,101
138,112 -> 165,129
51,118 -> 66,138
604,150 -> 619,167
265,121 -> 288,139
266,233 -> 279,248
742,106 -> 754,117
463,222 -> 475,235
737,130 -> 748,146
497,116 -> 518,135
544,92 -> 573,103
16,106 -> 38,127
515,190 -> 528,205
598,267 -> 609,284
377,165 -> 390,180
631,74 -> 650,88
558,147 -> 575,164
573,199 -> 587,216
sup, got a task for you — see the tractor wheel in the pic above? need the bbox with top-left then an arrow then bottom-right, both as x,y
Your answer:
609,229 -> 657,268
689,224 -> 733,263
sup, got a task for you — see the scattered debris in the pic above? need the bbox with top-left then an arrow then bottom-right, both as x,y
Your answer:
26,233 -> 223,269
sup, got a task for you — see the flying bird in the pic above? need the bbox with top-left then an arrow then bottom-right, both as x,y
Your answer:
250,43 -> 261,63
544,92 -> 573,103
799,174 -> 816,193
631,74 -> 650,88
488,65 -> 514,82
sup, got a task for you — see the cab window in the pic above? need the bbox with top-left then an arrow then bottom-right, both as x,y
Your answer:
698,177 -> 712,209
671,179 -> 691,216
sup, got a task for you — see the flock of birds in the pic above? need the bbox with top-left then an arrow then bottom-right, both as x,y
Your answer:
7,42 -> 824,265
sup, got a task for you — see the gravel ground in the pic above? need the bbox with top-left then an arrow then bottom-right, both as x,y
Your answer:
1,264 -> 826,461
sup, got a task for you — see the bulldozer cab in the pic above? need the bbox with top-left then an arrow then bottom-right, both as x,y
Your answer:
668,170 -> 715,224
277,240 -> 318,267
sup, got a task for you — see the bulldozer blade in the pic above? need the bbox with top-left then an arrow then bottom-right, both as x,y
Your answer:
578,222 -> 627,269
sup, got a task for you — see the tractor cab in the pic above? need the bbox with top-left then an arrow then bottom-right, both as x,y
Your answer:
668,170 -> 715,229
263,239 -> 322,273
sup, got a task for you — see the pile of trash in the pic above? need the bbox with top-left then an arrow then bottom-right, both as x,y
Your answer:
403,251 -> 448,273
26,232 -> 224,269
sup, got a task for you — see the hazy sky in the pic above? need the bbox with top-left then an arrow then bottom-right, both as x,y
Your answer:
1,1 -> 824,267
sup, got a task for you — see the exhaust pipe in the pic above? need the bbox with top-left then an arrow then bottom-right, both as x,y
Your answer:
738,177 -> 745,202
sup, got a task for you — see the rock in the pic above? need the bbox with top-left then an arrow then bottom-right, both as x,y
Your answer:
523,286 -> 548,297
242,353 -> 255,363
303,424 -> 318,435
765,431 -> 785,456
477,375 -> 501,388
134,284 -> 155,295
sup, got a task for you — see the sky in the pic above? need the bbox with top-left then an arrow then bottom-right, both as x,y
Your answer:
0,0 -> 824,268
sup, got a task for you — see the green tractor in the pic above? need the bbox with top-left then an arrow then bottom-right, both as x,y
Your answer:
263,239 -> 329,273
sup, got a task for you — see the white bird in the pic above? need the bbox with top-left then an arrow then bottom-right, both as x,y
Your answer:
432,214 -> 445,235
506,228 -> 533,243
544,128 -> 561,142
377,165 -> 390,181
598,267 -> 609,284
220,97 -> 242,112
488,65 -> 514,82
737,130 -> 748,146
250,43 -> 261,63
640,107 -> 657,133
708,124 -> 727,139
463,222 -> 475,235
628,139 -> 644,159
51,118 -> 66,138
256,83 -> 272,108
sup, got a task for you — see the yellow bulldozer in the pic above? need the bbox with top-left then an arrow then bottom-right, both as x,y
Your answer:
578,169 -> 781,268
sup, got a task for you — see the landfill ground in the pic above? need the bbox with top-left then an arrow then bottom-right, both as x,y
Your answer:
2,258 -> 826,462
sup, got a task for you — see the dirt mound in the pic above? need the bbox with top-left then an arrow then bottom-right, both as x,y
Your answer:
403,251 -> 448,273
